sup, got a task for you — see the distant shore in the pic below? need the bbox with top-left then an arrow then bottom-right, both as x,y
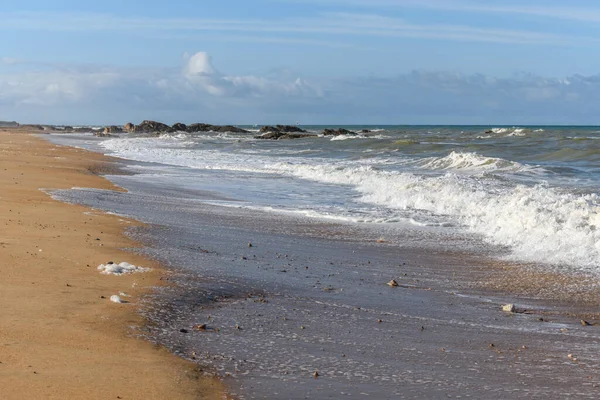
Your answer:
0,127 -> 228,399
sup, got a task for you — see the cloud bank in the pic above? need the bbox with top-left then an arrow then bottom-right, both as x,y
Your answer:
1,52 -> 599,125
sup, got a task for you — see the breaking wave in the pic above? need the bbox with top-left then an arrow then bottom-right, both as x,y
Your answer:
100,136 -> 600,272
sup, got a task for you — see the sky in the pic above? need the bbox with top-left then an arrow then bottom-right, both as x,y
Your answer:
2,0 -> 600,125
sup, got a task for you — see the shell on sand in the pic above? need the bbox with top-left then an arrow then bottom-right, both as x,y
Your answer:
501,304 -> 515,313
387,279 -> 399,287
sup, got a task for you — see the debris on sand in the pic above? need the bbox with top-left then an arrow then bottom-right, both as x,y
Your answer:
110,295 -> 122,303
501,304 -> 515,313
387,279 -> 399,287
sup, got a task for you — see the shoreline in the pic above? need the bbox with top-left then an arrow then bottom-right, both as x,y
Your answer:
0,128 -> 228,399
22,128 -> 600,398
44,142 -> 600,398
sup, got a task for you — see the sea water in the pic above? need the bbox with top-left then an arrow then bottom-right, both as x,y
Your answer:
49,125 -> 600,275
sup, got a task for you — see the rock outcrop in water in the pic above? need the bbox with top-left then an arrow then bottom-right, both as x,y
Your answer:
186,123 -> 248,134
124,122 -> 135,133
186,123 -> 249,133
255,124 -> 315,140
259,125 -> 307,134
186,123 -> 212,133
119,121 -> 248,134
172,122 -> 188,132
211,125 -> 249,133
255,132 -> 317,140
322,128 -> 356,136
133,120 -> 174,134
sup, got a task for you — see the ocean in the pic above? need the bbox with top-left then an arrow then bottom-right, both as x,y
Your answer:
46,125 -> 600,399
51,125 -> 600,274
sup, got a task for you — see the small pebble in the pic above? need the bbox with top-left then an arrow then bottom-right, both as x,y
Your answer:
501,304 -> 515,313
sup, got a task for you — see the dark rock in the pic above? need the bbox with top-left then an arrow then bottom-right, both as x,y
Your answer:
360,129 -> 371,133
254,132 -> 317,140
259,125 -> 278,133
134,120 -> 173,134
179,328 -> 189,333
322,128 -> 356,136
187,123 -> 248,133
259,125 -> 306,134
172,122 -> 187,132
212,125 -> 248,133
186,123 -> 213,133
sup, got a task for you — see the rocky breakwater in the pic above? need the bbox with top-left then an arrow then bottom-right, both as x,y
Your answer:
254,125 -> 317,140
122,121 -> 249,134
186,123 -> 248,133
322,128 -> 357,136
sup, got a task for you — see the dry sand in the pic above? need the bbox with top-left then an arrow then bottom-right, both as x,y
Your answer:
0,129 -> 228,399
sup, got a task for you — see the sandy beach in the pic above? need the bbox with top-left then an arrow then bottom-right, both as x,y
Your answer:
0,128 -> 228,399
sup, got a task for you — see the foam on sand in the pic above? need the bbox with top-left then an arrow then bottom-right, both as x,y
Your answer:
110,295 -> 123,303
98,262 -> 150,275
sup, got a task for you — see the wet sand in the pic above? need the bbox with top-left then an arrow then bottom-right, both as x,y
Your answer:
0,129 -> 228,399
48,163 -> 600,399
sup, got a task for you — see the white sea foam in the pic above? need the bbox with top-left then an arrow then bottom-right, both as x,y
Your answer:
507,128 -> 526,137
99,137 -> 600,272
419,151 -> 516,172
110,295 -> 123,303
490,127 -> 528,137
279,163 -> 600,271
330,134 -> 389,141
98,262 -> 150,275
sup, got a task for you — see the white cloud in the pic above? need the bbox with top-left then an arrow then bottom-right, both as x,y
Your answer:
2,52 -> 600,125
184,52 -> 217,77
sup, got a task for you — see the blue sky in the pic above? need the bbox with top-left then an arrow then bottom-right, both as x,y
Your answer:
2,0 -> 600,124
